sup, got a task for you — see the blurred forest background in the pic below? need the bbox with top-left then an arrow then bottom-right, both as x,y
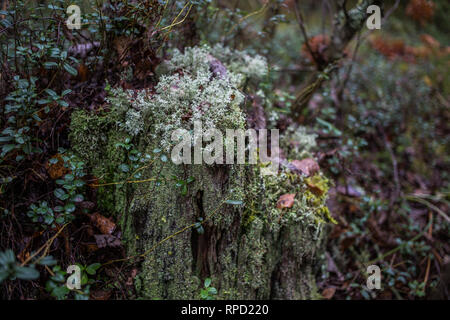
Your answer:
0,0 -> 449,300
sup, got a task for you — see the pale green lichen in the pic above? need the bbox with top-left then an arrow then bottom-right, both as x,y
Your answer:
209,44 -> 269,82
280,125 -> 318,160
109,45 -> 266,153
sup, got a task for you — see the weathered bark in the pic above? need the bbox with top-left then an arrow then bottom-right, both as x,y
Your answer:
124,162 -> 325,299
70,108 -> 330,300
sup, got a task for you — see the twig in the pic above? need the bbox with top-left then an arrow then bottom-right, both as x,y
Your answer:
380,127 -> 401,199
20,223 -> 69,267
293,0 -> 320,67
367,216 -> 433,265
405,196 -> 450,223
225,0 -> 268,37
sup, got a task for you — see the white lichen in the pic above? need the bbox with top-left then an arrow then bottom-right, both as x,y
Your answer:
110,45 -> 269,152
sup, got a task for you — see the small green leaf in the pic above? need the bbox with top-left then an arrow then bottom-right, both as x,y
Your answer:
81,272 -> 88,285
38,256 -> 57,266
225,200 -> 243,205
52,286 -> 69,299
15,266 -> 40,280
200,289 -> 208,299
2,144 -> 16,154
86,263 -> 101,275
72,194 -> 84,203
64,203 -> 76,213
208,287 -> 217,295
54,188 -> 66,200
204,278 -> 211,288
63,63 -> 78,76
43,62 -> 59,69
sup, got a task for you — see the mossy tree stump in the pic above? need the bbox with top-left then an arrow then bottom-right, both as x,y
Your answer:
69,46 -> 331,299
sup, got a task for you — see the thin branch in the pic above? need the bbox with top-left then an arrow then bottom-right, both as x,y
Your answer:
293,0 -> 320,67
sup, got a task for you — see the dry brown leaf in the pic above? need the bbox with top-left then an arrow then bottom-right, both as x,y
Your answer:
301,34 -> 330,65
406,0 -> 435,26
90,212 -> 116,235
322,287 -> 336,300
114,36 -> 131,66
420,34 -> 440,49
84,243 -> 99,253
126,268 -> 138,286
46,154 -> 70,180
94,234 -> 121,248
290,158 -> 320,177
90,290 -> 112,300
277,194 -> 296,209
305,174 -> 328,196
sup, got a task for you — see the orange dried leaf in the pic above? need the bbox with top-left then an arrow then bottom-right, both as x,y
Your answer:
306,177 -> 325,196
90,290 -> 112,300
420,34 -> 440,49
322,287 -> 336,300
290,158 -> 320,177
90,212 -> 116,235
406,0 -> 435,26
301,34 -> 330,65
277,194 -> 296,209
46,154 -> 70,180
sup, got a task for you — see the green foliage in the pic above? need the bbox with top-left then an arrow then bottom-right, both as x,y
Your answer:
26,152 -> 88,228
45,262 -> 101,300
172,176 -> 195,196
200,277 -> 217,300
0,250 -> 40,283
115,138 -> 153,179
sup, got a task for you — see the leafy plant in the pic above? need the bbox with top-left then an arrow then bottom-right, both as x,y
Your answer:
173,176 -> 195,196
200,278 -> 217,300
0,250 -> 40,283
45,262 -> 101,300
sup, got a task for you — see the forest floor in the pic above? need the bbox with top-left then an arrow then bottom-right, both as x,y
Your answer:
0,0 -> 448,300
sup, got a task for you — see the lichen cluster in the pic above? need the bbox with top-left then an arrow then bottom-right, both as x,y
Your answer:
110,45 -> 269,153
244,164 -> 334,237
280,125 -> 318,160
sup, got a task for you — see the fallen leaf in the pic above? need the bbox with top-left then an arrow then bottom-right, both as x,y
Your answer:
84,243 -> 99,253
420,34 -> 440,49
46,154 -> 70,180
277,194 -> 296,209
290,158 -> 320,177
126,268 -> 138,286
90,212 -> 116,235
90,289 -> 112,300
336,185 -> 362,198
94,234 -> 121,248
305,174 -> 328,197
322,287 -> 336,300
